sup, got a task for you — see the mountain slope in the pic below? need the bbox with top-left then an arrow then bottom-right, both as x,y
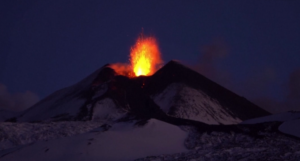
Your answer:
144,60 -> 270,123
3,61 -> 299,161
15,60 -> 270,125
153,83 -> 242,124
17,65 -> 110,122
0,110 -> 20,122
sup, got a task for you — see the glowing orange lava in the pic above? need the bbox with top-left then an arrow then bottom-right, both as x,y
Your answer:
130,35 -> 163,76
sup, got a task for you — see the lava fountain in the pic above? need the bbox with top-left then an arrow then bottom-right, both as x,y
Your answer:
130,35 -> 163,76
111,34 -> 163,77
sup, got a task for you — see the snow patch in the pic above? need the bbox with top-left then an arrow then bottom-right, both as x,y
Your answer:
153,83 -> 178,113
92,98 -> 125,122
242,111 -> 300,139
279,119 -> 300,138
153,83 -> 241,125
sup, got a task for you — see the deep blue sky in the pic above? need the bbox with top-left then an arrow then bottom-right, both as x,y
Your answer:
1,0 -> 300,113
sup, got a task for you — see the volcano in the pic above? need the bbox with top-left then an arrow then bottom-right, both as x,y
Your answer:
4,61 -> 300,161
15,60 -> 269,124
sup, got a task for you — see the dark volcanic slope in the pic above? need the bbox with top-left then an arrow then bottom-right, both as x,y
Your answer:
143,60 -> 270,120
14,60 -> 269,123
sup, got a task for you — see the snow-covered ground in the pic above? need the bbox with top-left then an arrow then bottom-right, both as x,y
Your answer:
0,119 -> 188,161
135,127 -> 300,161
0,121 -> 102,151
279,119 -> 300,138
2,116 -> 300,160
242,111 -> 300,138
153,83 -> 241,125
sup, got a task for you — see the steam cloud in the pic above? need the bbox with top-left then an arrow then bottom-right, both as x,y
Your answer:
0,83 -> 39,112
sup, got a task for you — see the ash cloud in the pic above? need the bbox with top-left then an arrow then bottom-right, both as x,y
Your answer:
191,40 -> 300,113
0,83 -> 39,112
194,39 -> 228,77
192,39 -> 232,89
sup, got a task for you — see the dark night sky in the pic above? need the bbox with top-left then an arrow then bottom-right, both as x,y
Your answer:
0,0 -> 300,113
